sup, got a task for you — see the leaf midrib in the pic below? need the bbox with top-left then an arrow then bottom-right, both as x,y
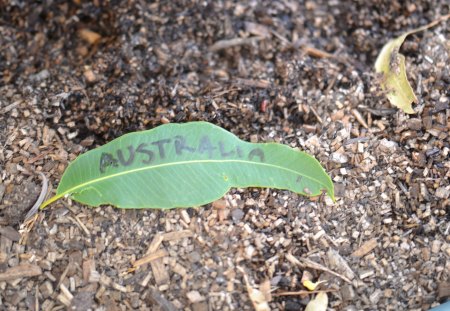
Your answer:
42,158 -> 328,207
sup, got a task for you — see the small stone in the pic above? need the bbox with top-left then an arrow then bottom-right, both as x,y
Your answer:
331,152 -> 348,164
186,291 -> 205,303
29,69 -> 50,82
400,241 -> 410,251
231,208 -> 245,223
378,139 -> 398,153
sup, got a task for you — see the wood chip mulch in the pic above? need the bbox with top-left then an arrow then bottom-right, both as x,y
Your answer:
0,1 -> 449,310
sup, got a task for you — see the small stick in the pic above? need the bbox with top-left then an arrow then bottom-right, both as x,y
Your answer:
210,37 -> 263,52
273,289 -> 338,297
286,252 -> 352,284
300,257 -> 353,284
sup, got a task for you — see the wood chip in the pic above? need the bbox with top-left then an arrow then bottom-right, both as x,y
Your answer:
234,78 -> 271,89
132,249 -> 168,268
327,249 -> 356,281
0,263 -> 42,281
351,109 -> 369,129
210,37 -> 263,52
162,230 -> 193,241
78,29 -> 102,45
260,279 -> 272,302
148,287 -> 178,311
186,291 -> 205,303
244,22 -> 270,38
351,238 -> 378,257
60,283 -> 74,300
151,258 -> 170,286
0,226 -> 21,242
83,69 -> 97,83
288,253 -> 352,284
147,234 -> 164,254
438,282 -> 450,299
273,289 -> 338,297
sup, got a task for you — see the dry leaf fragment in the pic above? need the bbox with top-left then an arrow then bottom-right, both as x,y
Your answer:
374,14 -> 450,114
374,32 -> 417,114
305,292 -> 328,311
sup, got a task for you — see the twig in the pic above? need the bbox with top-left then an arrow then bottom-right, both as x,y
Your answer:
300,257 -> 353,284
273,289 -> 338,297
286,252 -> 352,284
132,249 -> 168,268
210,37 -> 264,52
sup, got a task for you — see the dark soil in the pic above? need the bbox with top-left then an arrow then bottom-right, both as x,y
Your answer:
0,1 -> 449,310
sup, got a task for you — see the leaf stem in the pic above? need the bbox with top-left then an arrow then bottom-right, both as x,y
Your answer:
40,193 -> 65,210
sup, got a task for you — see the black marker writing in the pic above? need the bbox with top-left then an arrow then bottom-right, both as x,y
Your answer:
100,152 -> 119,173
219,141 -> 234,157
152,138 -> 171,159
174,135 -> 195,155
198,135 -> 216,158
236,146 -> 243,158
136,143 -> 155,164
248,148 -> 265,162
117,145 -> 136,166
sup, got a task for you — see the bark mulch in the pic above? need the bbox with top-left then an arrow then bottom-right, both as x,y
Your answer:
0,1 -> 449,310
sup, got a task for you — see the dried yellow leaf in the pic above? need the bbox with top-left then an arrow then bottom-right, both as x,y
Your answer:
374,14 -> 450,114
374,32 -> 417,114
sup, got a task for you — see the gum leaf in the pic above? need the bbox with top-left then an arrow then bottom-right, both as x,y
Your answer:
41,122 -> 334,209
374,32 -> 417,114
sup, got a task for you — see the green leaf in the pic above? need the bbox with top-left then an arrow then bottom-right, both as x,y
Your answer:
41,122 -> 334,209
374,32 -> 417,114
